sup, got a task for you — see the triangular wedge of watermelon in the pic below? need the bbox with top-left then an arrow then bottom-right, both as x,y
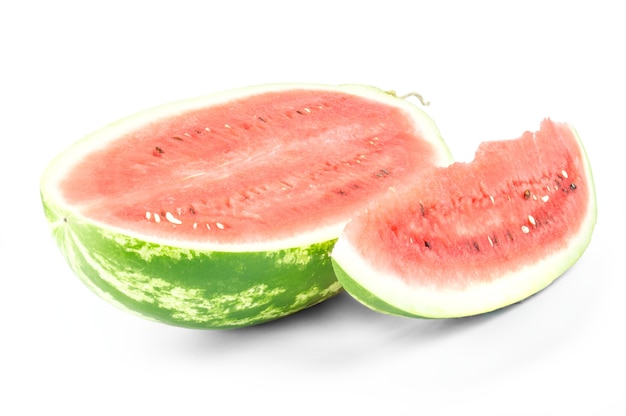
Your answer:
40,83 -> 452,329
331,119 -> 597,318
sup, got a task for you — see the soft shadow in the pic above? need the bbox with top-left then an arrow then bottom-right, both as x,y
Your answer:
179,289 -> 521,358
390,299 -> 521,341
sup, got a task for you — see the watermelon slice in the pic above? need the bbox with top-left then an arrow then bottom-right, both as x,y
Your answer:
331,119 -> 597,318
40,83 -> 452,328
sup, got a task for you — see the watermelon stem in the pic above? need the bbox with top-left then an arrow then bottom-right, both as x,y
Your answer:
399,92 -> 430,106
385,90 -> 430,106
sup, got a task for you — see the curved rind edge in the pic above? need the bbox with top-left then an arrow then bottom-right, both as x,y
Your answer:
331,259 -> 420,318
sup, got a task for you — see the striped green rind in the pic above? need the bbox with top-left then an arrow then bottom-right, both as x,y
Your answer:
42,195 -> 342,329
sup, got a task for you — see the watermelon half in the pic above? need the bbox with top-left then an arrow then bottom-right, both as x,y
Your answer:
331,119 -> 597,318
40,83 -> 452,328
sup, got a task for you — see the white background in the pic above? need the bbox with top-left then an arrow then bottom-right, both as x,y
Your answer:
2,1 -> 624,415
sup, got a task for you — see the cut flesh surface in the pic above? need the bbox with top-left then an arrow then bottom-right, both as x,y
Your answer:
331,119 -> 597,318
46,84 -> 451,251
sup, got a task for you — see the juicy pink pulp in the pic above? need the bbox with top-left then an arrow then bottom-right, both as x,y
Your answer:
343,119 -> 592,288
59,89 -> 442,244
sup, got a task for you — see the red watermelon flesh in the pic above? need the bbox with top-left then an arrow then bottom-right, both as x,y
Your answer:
331,119 -> 597,318
57,87 -> 449,247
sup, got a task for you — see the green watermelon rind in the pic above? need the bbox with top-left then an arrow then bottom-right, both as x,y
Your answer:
40,83 -> 453,328
331,260 -> 419,318
331,123 -> 597,319
42,194 -> 342,329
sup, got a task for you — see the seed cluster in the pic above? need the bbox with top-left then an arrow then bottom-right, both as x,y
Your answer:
145,208 -> 228,231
